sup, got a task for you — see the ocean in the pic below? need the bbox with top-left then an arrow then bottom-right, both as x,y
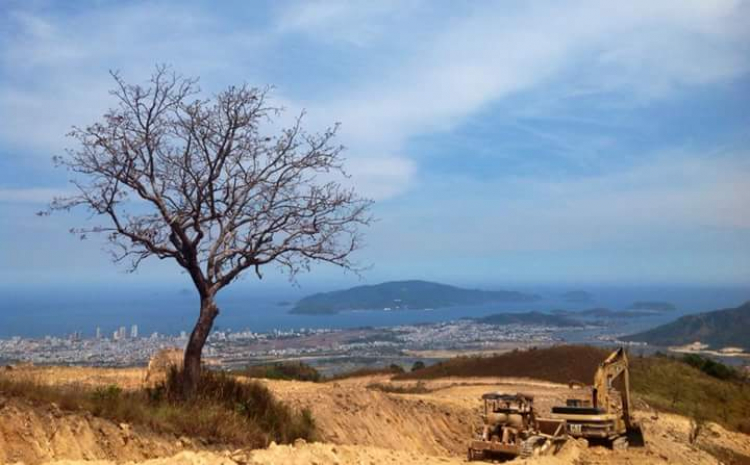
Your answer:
0,283 -> 748,339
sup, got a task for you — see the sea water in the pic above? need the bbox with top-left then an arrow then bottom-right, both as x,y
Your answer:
0,283 -> 748,339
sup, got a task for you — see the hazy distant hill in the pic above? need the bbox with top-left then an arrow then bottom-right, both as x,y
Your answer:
623,302 -> 750,349
628,301 -> 676,312
476,311 -> 584,327
553,308 -> 654,319
561,290 -> 593,303
290,280 -> 540,315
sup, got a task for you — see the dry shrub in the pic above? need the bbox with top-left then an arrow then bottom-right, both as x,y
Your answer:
0,368 -> 315,447
367,381 -> 430,394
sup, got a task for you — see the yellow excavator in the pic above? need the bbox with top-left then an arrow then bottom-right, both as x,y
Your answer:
550,347 -> 643,449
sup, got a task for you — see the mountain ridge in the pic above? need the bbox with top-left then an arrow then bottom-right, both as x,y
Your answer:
622,301 -> 750,350
289,280 -> 540,315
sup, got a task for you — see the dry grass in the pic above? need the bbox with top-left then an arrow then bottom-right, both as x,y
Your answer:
396,345 -> 609,383
366,381 -> 431,394
0,368 -> 315,447
630,355 -> 750,435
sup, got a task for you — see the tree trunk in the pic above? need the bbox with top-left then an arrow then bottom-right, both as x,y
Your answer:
183,296 -> 219,395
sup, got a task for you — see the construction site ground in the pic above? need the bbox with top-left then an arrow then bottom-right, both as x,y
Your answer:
1,366 -> 749,465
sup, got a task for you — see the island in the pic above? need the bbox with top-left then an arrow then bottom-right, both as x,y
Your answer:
289,280 -> 541,315
622,301 -> 750,350
628,301 -> 676,312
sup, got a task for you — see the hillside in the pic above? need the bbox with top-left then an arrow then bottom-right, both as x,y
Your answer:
290,280 -> 540,315
397,345 -> 750,435
397,345 -> 609,383
4,357 -> 750,464
475,311 -> 584,327
623,301 -> 750,349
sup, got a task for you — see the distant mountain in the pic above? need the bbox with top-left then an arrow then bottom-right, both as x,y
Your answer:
622,302 -> 750,350
561,290 -> 593,303
289,280 -> 540,315
628,301 -> 676,312
476,311 -> 584,327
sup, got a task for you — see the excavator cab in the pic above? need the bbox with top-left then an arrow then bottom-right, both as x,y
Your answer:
551,347 -> 644,449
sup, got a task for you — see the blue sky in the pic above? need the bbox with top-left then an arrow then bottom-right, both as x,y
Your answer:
1,0 -> 749,290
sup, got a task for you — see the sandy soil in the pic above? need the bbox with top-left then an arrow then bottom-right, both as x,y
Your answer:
0,396 -> 186,465
2,366 -> 749,465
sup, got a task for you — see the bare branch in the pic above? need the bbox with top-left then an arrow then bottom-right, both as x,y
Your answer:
50,66 -> 373,298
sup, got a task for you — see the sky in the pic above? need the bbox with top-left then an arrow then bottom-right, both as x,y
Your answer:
0,0 -> 749,291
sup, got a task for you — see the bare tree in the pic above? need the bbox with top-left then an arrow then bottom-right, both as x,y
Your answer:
47,66 -> 372,392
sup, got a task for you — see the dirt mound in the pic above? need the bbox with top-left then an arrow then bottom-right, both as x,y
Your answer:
41,442 -> 469,465
0,396 -> 186,465
5,365 -> 750,465
397,345 -> 610,384
257,375 -> 477,457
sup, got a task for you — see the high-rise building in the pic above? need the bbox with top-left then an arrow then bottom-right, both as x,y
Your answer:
118,326 -> 127,340
96,327 -> 102,340
130,325 -> 139,339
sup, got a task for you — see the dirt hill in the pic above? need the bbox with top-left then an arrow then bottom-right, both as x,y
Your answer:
3,362 -> 750,464
0,395 -> 185,464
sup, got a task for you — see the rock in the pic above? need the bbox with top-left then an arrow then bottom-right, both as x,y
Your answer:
229,449 -> 248,464
48,402 -> 62,418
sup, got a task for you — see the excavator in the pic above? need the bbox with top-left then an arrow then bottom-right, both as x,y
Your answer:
550,347 -> 643,449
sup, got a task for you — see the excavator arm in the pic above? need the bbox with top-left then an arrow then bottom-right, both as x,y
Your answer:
593,348 -> 632,428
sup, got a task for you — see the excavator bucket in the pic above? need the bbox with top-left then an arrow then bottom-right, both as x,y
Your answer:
627,423 -> 645,447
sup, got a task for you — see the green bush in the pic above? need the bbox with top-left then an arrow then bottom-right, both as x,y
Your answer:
328,364 -> 405,381
411,361 -> 426,372
680,354 -> 739,381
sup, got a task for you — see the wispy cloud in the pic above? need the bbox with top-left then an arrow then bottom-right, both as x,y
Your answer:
1,1 -> 749,284
0,187 -> 70,204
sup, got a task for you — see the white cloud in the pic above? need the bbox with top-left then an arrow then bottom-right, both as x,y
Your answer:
274,0 -> 422,46
320,0 -> 750,151
1,0 -> 748,205
365,150 -> 750,257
